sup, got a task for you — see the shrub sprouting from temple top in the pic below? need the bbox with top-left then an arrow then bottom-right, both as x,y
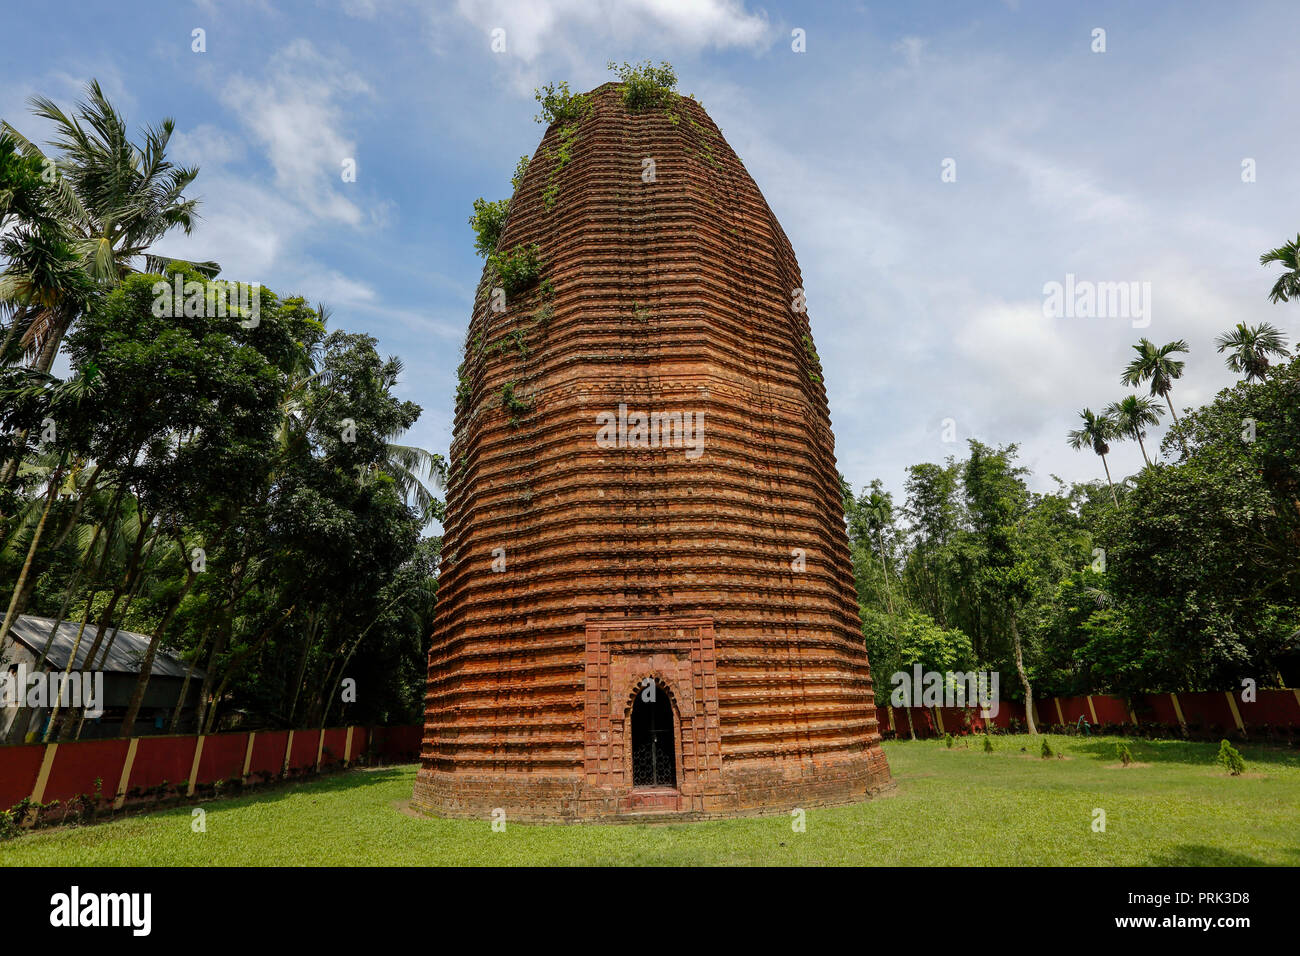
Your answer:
608,60 -> 678,111
534,81 -> 592,125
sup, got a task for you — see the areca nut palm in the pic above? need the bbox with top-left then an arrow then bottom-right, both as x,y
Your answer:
1214,321 -> 1291,381
1121,337 -> 1188,424
1067,408 -> 1120,505
1106,394 -> 1163,467
1260,234 -> 1300,304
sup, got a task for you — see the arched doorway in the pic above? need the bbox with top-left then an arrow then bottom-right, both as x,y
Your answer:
630,680 -> 676,788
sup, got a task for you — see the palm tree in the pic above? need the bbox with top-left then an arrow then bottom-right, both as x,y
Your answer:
2,83 -> 203,492
1260,235 -> 1300,304
377,437 -> 447,522
1214,322 -> 1291,381
0,128 -> 93,388
1,79 -> 202,373
1106,395 -> 1163,467
1067,408 -> 1119,506
1121,337 -> 1188,425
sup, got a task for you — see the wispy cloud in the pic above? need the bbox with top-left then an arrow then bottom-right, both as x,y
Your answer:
220,39 -> 371,225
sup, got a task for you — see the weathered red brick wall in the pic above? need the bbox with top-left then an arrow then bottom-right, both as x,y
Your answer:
417,83 -> 892,820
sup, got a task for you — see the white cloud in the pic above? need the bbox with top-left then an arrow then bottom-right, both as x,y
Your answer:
150,171 -> 295,279
154,42 -> 389,311
977,138 -> 1141,228
291,269 -> 378,306
169,123 -> 247,169
220,39 -> 371,225
892,35 -> 926,70
441,0 -> 774,96
453,0 -> 771,61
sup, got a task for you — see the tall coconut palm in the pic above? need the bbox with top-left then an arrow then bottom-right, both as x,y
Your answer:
2,83 -> 203,492
0,129 -> 93,375
1214,322 -> 1291,381
1,79 -> 202,372
1067,408 -> 1119,506
1260,235 -> 1300,304
1106,395 -> 1163,467
1121,337 -> 1189,425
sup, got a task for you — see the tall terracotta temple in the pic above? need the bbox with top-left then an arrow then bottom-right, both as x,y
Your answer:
414,80 -> 892,820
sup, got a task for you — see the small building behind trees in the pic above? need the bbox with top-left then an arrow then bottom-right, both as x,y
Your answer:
1,614 -> 203,743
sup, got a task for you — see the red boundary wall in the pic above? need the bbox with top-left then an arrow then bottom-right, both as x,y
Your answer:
879,689 -> 1300,739
9,693 -> 1299,811
1,724 -> 419,813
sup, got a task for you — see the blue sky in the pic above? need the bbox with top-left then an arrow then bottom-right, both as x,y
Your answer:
4,0 -> 1298,515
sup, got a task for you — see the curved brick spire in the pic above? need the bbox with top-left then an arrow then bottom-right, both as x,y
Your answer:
414,82 -> 891,819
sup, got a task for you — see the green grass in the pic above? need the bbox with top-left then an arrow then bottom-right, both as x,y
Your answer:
3,735 -> 1298,866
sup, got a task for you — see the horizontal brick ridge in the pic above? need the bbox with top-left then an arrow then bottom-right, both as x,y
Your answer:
416,83 -> 891,819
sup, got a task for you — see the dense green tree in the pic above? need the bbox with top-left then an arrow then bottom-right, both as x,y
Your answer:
1,82 -> 200,497
1101,357 -> 1300,690
961,441 -> 1040,731
862,606 -> 973,738
846,479 -> 898,614
899,461 -> 960,628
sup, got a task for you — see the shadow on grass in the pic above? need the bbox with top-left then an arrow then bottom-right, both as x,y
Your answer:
64,764 -> 418,833
188,764 -> 413,808
1059,737 -> 1300,768
1148,845 -> 1275,866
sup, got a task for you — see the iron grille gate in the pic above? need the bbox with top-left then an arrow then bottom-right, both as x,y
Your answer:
631,685 -> 676,787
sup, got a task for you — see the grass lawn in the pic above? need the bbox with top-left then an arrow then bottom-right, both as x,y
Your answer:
3,735 -> 1298,866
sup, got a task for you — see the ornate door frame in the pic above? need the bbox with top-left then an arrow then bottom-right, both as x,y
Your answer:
582,616 -> 722,795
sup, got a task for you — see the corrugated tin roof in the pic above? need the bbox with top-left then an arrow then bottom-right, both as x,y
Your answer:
4,615 -> 202,679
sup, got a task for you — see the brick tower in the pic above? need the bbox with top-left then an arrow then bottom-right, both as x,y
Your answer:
414,82 -> 892,820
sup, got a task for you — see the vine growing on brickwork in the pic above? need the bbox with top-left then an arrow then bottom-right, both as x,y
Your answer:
499,381 -> 533,425
455,358 -> 473,410
495,327 -> 530,358
511,155 -> 530,192
455,80 -> 583,444
488,243 -> 544,296
542,118 -> 581,210
534,80 -> 593,212
685,113 -> 721,170
801,333 -> 823,384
